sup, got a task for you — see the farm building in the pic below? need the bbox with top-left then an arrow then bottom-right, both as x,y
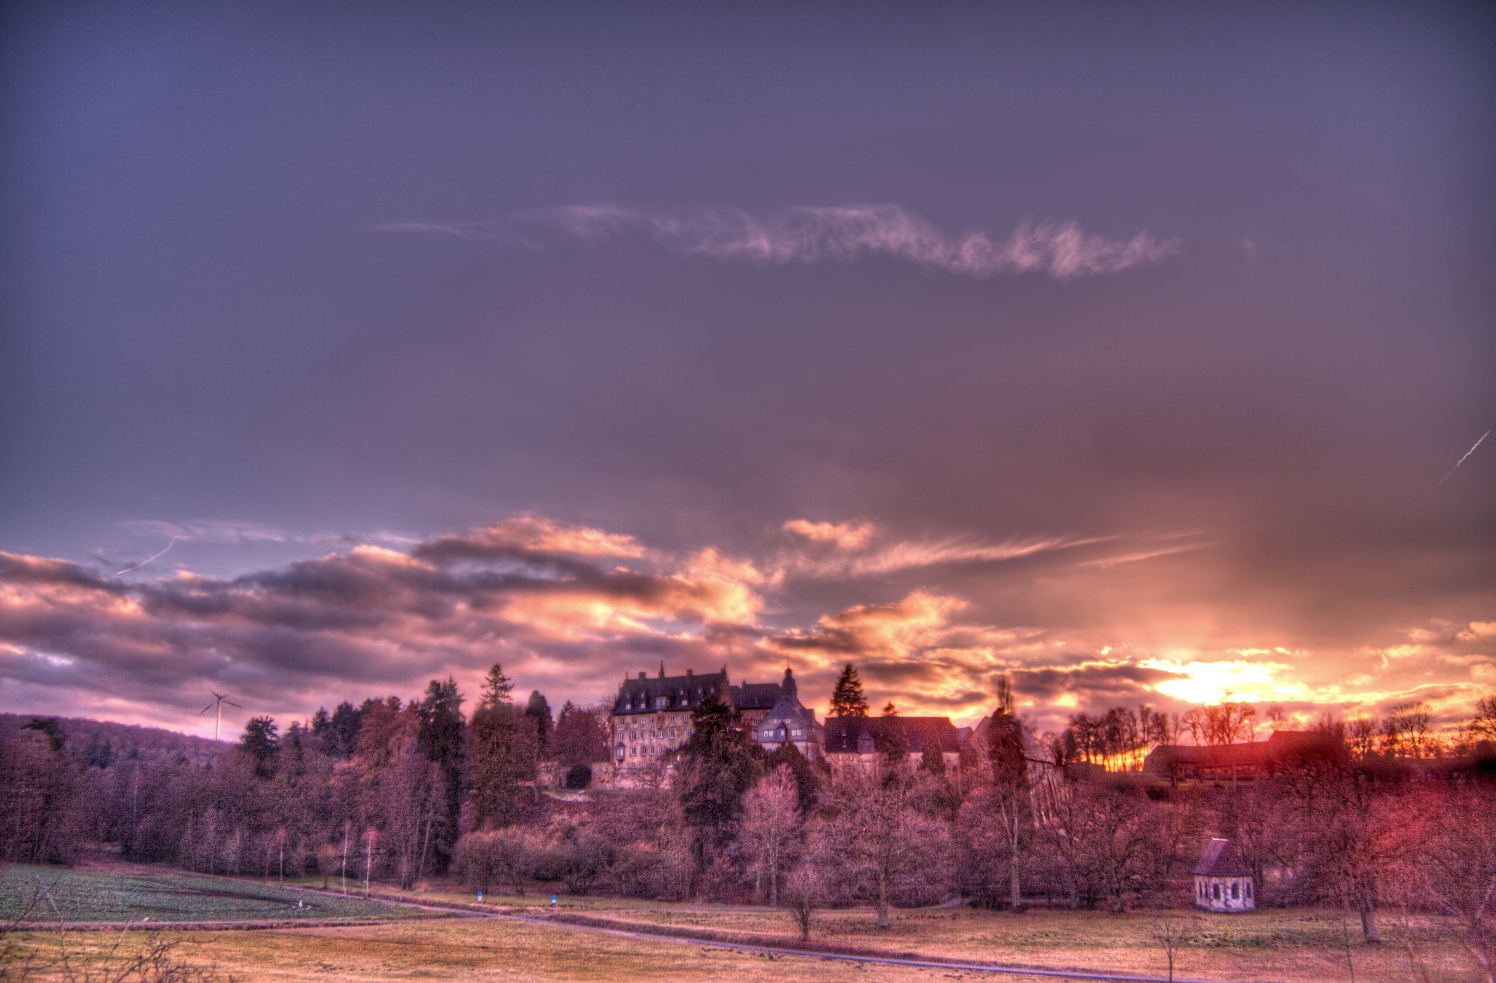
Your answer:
1194,838 -> 1255,912
1143,730 -> 1345,783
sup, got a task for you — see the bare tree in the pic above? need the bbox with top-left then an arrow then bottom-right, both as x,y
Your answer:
1409,783 -> 1496,979
738,766 -> 801,907
817,762 -> 953,928
1150,912 -> 1196,983
781,862 -> 825,941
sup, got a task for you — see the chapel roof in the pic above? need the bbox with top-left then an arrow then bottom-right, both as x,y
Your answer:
1194,838 -> 1252,878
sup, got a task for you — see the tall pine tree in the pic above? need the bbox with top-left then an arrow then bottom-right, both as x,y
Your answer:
479,664 -> 514,708
829,663 -> 869,717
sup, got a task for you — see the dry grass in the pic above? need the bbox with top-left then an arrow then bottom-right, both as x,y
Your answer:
4,918 -> 1045,983
6,877 -> 1487,983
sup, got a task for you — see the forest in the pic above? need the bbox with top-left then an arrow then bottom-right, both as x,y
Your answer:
2,665 -> 1493,966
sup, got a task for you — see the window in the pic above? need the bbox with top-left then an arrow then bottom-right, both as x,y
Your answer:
1212,883 -> 1220,900
792,729 -> 802,737
1246,882 -> 1252,899
1231,882 -> 1239,900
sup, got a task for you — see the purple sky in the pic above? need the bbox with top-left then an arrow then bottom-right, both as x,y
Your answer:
2,2 -> 1492,740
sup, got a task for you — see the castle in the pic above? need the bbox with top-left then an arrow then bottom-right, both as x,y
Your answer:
609,665 -> 823,766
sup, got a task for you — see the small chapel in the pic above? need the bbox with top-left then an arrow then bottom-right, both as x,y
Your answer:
1193,838 -> 1255,912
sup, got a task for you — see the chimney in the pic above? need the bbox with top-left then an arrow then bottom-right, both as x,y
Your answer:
638,672 -> 646,680
658,662 -> 665,678
686,669 -> 693,677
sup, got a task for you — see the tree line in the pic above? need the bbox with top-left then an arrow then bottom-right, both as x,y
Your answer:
2,667 -> 1492,966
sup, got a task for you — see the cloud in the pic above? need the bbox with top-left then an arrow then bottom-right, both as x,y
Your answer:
122,520 -> 292,544
4,516 -> 1491,737
413,516 -> 647,564
784,532 -> 1110,579
384,205 -> 1180,279
770,590 -> 967,661
782,519 -> 875,550
1458,621 -> 1496,641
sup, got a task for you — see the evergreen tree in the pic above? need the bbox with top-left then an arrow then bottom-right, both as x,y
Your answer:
678,696 -> 763,884
881,701 -> 898,716
469,702 -> 529,828
328,700 -> 363,758
239,717 -> 280,776
480,664 -> 514,709
524,691 -> 554,754
829,663 -> 869,717
416,678 -> 466,869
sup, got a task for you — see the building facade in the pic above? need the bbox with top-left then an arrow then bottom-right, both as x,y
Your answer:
749,669 -> 823,760
609,665 -> 814,768
822,716 -> 962,773
1194,838 -> 1255,912
1142,730 -> 1346,783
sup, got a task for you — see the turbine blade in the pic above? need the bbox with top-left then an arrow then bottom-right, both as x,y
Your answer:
201,704 -> 215,714
225,701 -> 242,708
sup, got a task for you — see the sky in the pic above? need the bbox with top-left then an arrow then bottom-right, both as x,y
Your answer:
1,1 -> 1493,742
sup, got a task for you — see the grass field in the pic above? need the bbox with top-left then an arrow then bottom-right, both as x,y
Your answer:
3,867 -> 1489,982
0,864 -> 431,924
341,882 -> 1487,983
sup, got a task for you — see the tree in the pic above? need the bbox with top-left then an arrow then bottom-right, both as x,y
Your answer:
782,862 -> 826,941
739,766 -> 801,906
453,827 -> 537,896
881,701 -> 898,716
1150,913 -> 1196,983
469,702 -> 532,828
552,702 -> 610,767
479,664 -> 514,708
239,717 -> 280,776
818,762 -> 954,928
678,695 -> 762,890
1408,782 -> 1496,974
1472,694 -> 1496,741
525,691 -> 554,753
829,664 -> 869,718
416,677 -> 465,872
987,674 -> 1029,909
763,741 -> 821,815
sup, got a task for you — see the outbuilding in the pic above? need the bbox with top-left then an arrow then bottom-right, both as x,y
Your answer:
1194,838 -> 1255,912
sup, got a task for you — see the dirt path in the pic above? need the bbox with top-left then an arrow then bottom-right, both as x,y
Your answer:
287,889 -> 1288,983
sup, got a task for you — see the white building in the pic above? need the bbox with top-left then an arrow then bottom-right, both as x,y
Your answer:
1194,838 -> 1255,912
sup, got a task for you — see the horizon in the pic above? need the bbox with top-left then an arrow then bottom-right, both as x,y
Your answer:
2,2 -> 1492,744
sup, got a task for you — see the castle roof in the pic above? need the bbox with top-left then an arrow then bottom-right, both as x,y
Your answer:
823,716 -> 960,754
731,682 -> 784,711
613,668 -> 729,715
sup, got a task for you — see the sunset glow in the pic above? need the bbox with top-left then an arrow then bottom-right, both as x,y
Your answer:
0,2 -> 1490,743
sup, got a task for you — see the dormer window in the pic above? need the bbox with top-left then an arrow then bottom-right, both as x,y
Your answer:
655,696 -> 668,709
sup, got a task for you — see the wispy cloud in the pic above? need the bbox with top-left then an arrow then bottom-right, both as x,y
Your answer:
784,532 -> 1113,579
380,205 -> 1180,279
122,520 -> 292,544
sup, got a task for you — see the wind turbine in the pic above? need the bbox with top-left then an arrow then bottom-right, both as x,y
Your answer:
201,691 -> 242,742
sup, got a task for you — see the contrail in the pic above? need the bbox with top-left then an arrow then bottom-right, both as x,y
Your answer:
117,539 -> 175,576
1434,430 -> 1489,491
